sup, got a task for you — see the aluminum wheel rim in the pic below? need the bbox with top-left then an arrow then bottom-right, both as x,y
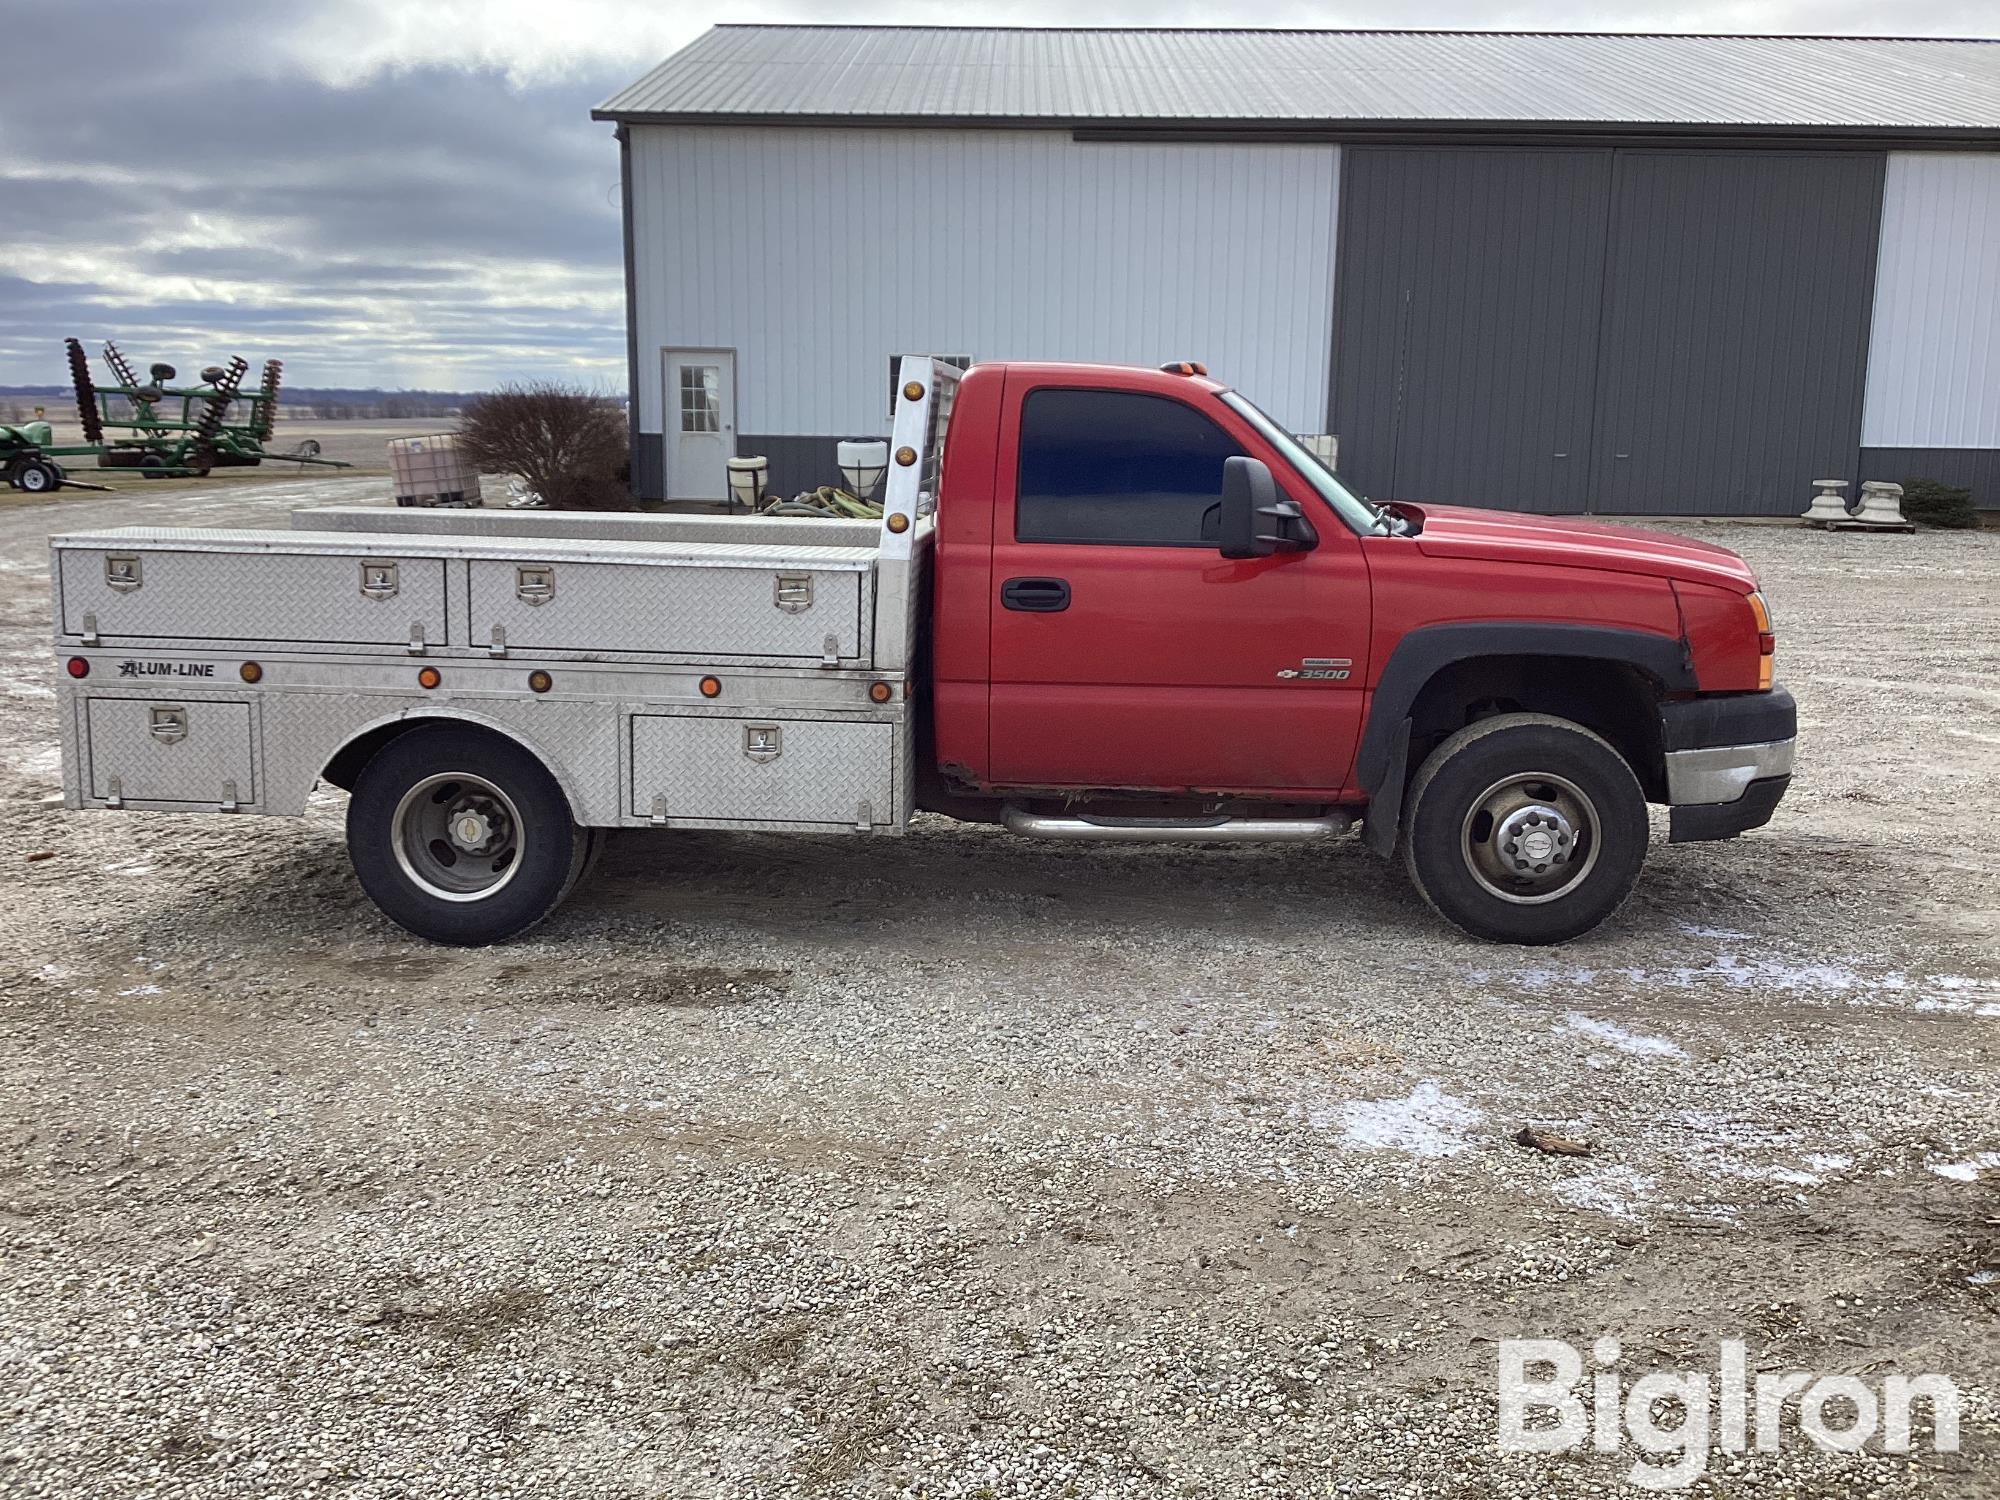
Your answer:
391,772 -> 523,903
1459,771 -> 1601,906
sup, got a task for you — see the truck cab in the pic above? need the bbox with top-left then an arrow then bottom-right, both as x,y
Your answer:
50,356 -> 1793,948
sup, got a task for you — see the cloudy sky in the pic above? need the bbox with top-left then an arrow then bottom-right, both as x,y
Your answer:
3,0 -> 1991,392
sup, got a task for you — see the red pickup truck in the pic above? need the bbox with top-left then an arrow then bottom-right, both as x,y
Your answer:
52,356 -> 1794,948
918,359 -> 1792,945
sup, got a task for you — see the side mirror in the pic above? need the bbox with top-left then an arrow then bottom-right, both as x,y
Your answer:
1219,456 -> 1316,559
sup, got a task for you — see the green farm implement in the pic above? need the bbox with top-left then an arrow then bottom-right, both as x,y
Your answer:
0,339 -> 352,492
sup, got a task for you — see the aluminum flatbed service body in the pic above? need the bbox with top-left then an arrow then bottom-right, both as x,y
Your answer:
53,357 -> 1797,947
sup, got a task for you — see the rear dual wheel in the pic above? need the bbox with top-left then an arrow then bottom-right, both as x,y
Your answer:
346,725 -> 596,945
1402,713 -> 1648,945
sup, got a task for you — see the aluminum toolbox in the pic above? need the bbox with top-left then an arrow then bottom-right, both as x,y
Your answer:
83,695 -> 256,808
630,710 -> 896,829
53,527 -> 878,666
55,530 -> 446,651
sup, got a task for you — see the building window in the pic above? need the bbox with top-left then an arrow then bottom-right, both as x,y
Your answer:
1015,388 -> 1243,546
678,364 -> 720,433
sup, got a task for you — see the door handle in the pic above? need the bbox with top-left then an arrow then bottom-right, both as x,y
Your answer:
1001,577 -> 1070,612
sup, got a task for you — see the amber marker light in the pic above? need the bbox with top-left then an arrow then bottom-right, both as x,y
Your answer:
1748,592 -> 1775,689
902,380 -> 924,401
699,675 -> 722,699
417,666 -> 442,689
894,445 -> 917,466
65,657 -> 89,679
528,670 -> 552,694
239,661 -> 263,683
869,681 -> 893,704
886,512 -> 909,534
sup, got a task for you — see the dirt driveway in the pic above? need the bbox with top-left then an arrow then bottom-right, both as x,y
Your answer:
1,479 -> 1995,1497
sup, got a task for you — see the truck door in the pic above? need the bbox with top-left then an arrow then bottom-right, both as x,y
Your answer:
986,378 -> 1371,795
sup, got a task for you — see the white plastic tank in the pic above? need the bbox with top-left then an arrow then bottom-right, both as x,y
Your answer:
388,433 -> 482,508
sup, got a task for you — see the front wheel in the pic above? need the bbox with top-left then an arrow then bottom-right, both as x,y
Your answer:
346,724 -> 587,945
1401,713 -> 1648,945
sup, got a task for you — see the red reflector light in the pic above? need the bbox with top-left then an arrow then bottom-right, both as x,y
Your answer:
1758,633 -> 1775,655
65,657 -> 89,679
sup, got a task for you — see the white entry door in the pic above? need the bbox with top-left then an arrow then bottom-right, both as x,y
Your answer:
663,348 -> 735,501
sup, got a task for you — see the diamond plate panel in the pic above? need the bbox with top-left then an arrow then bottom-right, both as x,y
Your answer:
257,691 -> 628,824
57,545 -> 445,647
85,696 -> 256,805
469,558 -> 867,661
630,711 -> 895,827
291,505 -> 881,552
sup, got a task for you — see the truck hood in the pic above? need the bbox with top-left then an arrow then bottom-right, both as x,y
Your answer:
1398,503 -> 1758,591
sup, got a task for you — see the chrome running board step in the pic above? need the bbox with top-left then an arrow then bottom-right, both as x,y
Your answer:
1001,806 -> 1351,844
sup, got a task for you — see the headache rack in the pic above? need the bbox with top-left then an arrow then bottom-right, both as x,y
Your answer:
873,354 -> 962,670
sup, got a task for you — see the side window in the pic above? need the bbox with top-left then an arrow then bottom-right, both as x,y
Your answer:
1015,388 -> 1242,545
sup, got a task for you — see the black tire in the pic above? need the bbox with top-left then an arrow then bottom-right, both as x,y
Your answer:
346,724 -> 585,945
15,459 -> 59,494
1401,712 -> 1648,945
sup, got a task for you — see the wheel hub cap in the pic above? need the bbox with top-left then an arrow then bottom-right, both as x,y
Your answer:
450,807 -> 496,850
1498,805 -> 1572,874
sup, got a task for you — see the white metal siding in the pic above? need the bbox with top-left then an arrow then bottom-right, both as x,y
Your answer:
1861,153 -> 2000,449
628,126 -> 1340,437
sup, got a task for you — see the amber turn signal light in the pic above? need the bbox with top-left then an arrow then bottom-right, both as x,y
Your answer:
699,675 -> 722,699
869,681 -> 893,704
528,670 -> 552,694
417,666 -> 442,689
239,661 -> 263,683
65,657 -> 89,679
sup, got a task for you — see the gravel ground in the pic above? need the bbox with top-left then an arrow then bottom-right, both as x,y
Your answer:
1,478 -> 1995,1498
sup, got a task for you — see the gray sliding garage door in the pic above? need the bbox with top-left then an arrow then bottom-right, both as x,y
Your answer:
1329,146 -> 1886,516
1330,148 -> 1613,514
1589,151 -> 1885,515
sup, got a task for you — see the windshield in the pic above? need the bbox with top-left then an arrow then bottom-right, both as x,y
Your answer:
1220,391 -> 1388,536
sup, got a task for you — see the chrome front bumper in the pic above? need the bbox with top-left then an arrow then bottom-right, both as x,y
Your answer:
1664,737 -> 1797,806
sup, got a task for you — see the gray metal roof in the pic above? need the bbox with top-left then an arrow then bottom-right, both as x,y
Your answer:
596,26 -> 2000,136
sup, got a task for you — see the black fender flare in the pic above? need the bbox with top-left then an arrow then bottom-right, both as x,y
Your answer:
1355,622 -> 1694,856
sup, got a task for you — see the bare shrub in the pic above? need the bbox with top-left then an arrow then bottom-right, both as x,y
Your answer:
457,382 -> 630,510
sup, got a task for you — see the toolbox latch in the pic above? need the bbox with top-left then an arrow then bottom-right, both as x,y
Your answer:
821,634 -> 840,668
516,565 -> 555,605
774,572 -> 813,613
743,724 -> 782,763
148,705 -> 188,744
360,560 -> 399,600
105,554 -> 142,592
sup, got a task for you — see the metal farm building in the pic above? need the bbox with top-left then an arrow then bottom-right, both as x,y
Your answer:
596,26 -> 2000,515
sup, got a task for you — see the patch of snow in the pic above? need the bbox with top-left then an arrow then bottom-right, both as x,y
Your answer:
1970,1270 -> 1999,1287
1561,1013 -> 1688,1060
1553,1165 -> 1657,1220
117,985 -> 163,997
1333,1080 -> 1483,1159
1928,1153 -> 2000,1184
10,745 -> 61,780
1679,923 -> 1753,941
